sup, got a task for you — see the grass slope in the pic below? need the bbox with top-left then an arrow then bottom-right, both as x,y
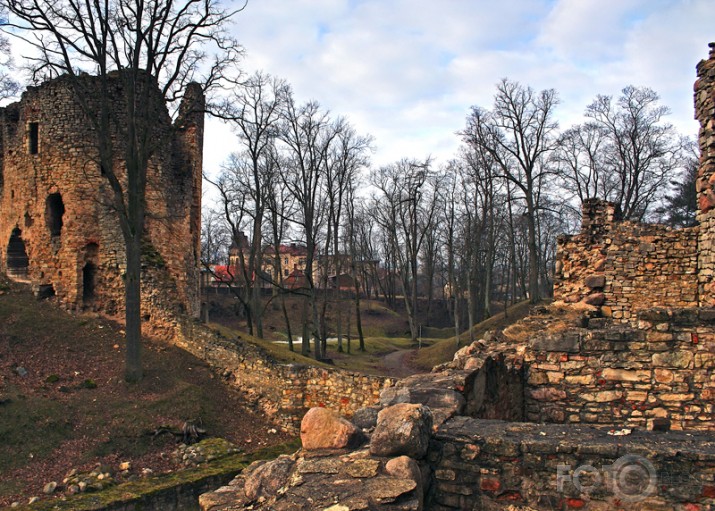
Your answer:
412,300 -> 535,371
0,278 -> 293,507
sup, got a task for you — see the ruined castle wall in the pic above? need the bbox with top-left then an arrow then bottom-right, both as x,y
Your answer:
520,309 -> 715,432
174,319 -> 392,433
429,417 -> 715,511
0,75 -> 202,330
554,200 -> 699,323
696,44 -> 715,307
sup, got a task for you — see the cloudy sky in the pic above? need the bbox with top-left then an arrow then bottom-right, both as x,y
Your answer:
203,0 -> 715,181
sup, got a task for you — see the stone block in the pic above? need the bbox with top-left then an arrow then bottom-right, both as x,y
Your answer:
530,332 -> 581,353
584,275 -> 606,289
601,368 -> 651,382
652,352 -> 694,369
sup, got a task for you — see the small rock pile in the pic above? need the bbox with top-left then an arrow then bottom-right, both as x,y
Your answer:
173,437 -> 242,467
200,404 -> 434,510
61,465 -> 116,494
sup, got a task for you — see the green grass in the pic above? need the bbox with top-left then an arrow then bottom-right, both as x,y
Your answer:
412,300 -> 535,371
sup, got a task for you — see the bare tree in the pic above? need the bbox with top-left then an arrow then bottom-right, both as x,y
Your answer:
323,124 -> 372,353
278,95 -> 342,360
584,86 -> 687,220
4,0 -> 242,381
462,79 -> 559,303
208,72 -> 288,338
0,8 -> 18,100
553,122 -> 611,214
372,158 -> 438,343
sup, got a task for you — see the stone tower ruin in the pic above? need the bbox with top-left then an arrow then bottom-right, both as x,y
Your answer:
0,73 -> 203,332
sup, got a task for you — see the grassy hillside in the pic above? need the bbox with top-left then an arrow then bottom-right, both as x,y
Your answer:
0,277 -> 293,507
412,300 -> 535,371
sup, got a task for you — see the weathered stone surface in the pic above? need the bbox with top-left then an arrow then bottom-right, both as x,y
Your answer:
601,368 -> 651,382
584,275 -> 606,289
351,406 -> 380,431
529,332 -> 580,353
582,292 -> 606,306
344,459 -> 380,478
300,407 -> 362,451
652,351 -> 694,368
200,447 -> 421,511
385,456 -> 424,510
381,373 -> 466,428
528,387 -> 566,402
0,74 -> 204,329
370,404 -> 433,459
244,456 -> 295,500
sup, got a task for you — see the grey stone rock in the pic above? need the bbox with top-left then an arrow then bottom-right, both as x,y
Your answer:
380,373 -> 466,428
244,455 -> 295,500
351,406 -> 381,431
529,332 -> 581,353
584,274 -> 606,289
370,404 -> 433,459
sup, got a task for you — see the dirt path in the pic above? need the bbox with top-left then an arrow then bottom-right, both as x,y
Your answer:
381,349 -> 424,378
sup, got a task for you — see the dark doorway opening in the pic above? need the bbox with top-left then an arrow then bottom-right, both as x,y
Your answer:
7,228 -> 29,279
83,262 -> 97,301
83,243 -> 99,304
45,193 -> 65,237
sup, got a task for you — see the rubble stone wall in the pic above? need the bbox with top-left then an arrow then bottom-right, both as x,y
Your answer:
697,43 -> 715,307
429,417 -> 715,511
0,74 -> 203,331
174,319 -> 392,432
522,309 -> 715,432
555,44 -> 715,322
554,200 -> 699,323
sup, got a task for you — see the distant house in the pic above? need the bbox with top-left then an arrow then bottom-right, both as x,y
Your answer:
283,267 -> 310,290
262,243 -> 309,281
227,231 -> 250,268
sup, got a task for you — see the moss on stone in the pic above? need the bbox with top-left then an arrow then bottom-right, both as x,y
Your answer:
12,439 -> 300,511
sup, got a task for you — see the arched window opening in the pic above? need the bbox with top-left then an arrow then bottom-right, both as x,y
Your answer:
45,193 -> 65,237
28,122 -> 39,154
7,228 -> 29,279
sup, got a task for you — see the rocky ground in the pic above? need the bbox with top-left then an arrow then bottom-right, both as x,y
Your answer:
0,277 -> 294,508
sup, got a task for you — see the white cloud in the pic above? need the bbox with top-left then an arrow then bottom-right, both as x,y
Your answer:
203,0 -> 715,183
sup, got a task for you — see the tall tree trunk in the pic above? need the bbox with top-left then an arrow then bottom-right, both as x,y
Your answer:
526,197 -> 540,304
281,294 -> 293,351
301,296 -> 310,356
124,235 -> 142,383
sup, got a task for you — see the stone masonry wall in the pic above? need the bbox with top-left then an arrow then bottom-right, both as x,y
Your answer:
174,319 -> 392,433
201,341 -> 715,511
522,309 -> 715,432
0,74 -> 203,332
554,199 -> 699,323
697,43 -> 715,307
555,43 -> 715,322
429,417 -> 715,511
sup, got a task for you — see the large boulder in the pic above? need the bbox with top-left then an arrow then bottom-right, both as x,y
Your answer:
380,372 -> 467,428
300,407 -> 363,450
369,403 -> 433,459
385,456 -> 425,511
